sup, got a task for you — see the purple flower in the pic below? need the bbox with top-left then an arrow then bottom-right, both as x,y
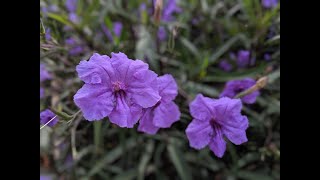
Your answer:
66,0 -> 77,12
185,94 -> 249,157
74,52 -> 161,128
264,53 -> 271,61
155,0 -> 181,41
219,78 -> 260,104
40,109 -> 59,127
138,74 -> 180,134
40,175 -> 51,180
262,0 -> 278,9
40,64 -> 51,82
237,50 -> 250,68
157,26 -> 167,41
162,0 -> 182,22
65,37 -> 84,55
40,88 -> 44,98
45,28 -> 51,41
219,60 -> 232,72
113,22 -> 123,37
69,13 -> 80,24
101,22 -> 123,42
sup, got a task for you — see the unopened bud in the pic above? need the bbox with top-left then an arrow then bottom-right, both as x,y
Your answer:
154,0 -> 163,25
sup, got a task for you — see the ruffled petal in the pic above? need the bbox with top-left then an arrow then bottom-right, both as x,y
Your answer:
157,74 -> 178,103
74,84 -> 114,121
153,101 -> 180,128
108,93 -> 142,128
76,53 -> 114,85
138,109 -> 159,135
208,133 -> 226,158
222,115 -> 248,145
185,119 -> 213,149
189,94 -> 214,121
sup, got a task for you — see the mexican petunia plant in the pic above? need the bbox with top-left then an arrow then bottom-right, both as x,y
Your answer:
186,94 -> 249,158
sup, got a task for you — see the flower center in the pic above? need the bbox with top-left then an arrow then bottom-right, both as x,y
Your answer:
112,81 -> 126,92
209,119 -> 222,137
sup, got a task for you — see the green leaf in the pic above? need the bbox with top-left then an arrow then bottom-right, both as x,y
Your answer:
167,142 -> 192,180
87,138 -> 137,177
113,169 -> 137,180
138,140 -> 155,180
236,170 -> 274,180
179,37 -> 200,58
47,13 -> 73,27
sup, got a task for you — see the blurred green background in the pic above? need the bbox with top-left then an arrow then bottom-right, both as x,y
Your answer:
40,0 -> 280,179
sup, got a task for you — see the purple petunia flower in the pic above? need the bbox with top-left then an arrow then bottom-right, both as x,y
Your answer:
219,78 -> 260,104
66,0 -> 77,12
162,0 -> 182,22
45,28 -> 51,41
262,0 -> 278,9
40,88 -> 44,98
40,64 -> 51,82
74,52 -> 161,128
40,175 -> 51,180
40,109 -> 59,127
68,13 -> 80,24
157,26 -> 167,41
154,0 -> 181,41
138,74 -> 180,134
113,22 -> 123,37
237,50 -> 250,68
65,37 -> 84,55
101,22 -> 123,43
219,60 -> 232,72
264,53 -> 271,61
185,94 -> 249,157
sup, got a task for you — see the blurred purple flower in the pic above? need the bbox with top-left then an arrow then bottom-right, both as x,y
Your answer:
219,60 -> 232,72
40,64 -> 51,82
264,53 -> 271,61
220,78 -> 260,104
66,0 -> 77,12
65,37 -> 84,55
69,13 -> 80,24
186,94 -> 249,157
157,26 -> 167,41
101,22 -> 123,42
74,52 -> 161,127
40,88 -> 44,98
237,50 -> 250,68
262,0 -> 278,9
162,0 -> 182,22
113,22 -> 123,37
40,175 -> 51,180
40,109 -> 59,127
45,28 -> 51,41
138,74 -> 180,134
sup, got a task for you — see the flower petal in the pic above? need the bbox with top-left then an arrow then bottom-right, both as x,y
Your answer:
128,69 -> 161,108
185,119 -> 213,149
74,84 -> 114,121
76,53 -> 114,85
138,109 -> 159,135
222,116 -> 248,145
153,101 -> 180,128
209,134 -> 226,158
157,74 -> 178,103
189,94 -> 214,121
109,93 -> 142,128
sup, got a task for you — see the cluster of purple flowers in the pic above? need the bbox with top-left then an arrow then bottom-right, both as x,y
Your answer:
72,52 -> 261,157
65,37 -> 86,55
262,0 -> 278,9
74,52 -> 180,133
